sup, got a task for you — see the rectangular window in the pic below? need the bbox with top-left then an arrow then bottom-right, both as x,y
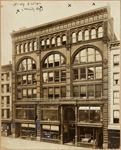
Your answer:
55,71 -> 59,82
113,91 -> 119,104
22,75 -> 26,84
55,87 -> 60,99
32,74 -> 37,84
61,70 -> 66,81
1,85 -> 4,93
43,88 -> 47,99
1,74 -> 4,81
61,87 -> 66,98
80,68 -> 86,80
114,55 -> 119,66
113,110 -> 119,123
88,67 -> 94,79
2,109 -> 4,118
96,67 -> 102,79
43,73 -> 48,83
6,73 -> 9,81
48,88 -> 53,99
1,97 -> 4,105
17,89 -> 22,100
7,96 -> 10,104
80,86 -> 86,99
28,89 -> 32,98
33,89 -> 37,98
7,109 -> 10,118
49,72 -> 53,82
73,86 -> 79,97
16,109 -> 21,119
22,89 -> 27,98
27,74 -> 31,84
6,84 -> 9,92
17,75 -> 22,85
87,85 -> 94,98
90,107 -> 100,123
95,85 -> 102,98
73,69 -> 78,80
114,73 -> 119,85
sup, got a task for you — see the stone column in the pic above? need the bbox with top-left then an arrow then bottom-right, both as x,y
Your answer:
75,105 -> 78,146
36,104 -> 40,141
60,105 -> 63,144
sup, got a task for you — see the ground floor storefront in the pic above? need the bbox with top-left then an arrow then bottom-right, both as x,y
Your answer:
1,122 -> 11,136
13,103 -> 108,148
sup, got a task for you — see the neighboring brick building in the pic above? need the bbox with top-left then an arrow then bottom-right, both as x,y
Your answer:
1,62 -> 12,136
108,41 -> 120,149
10,4 -> 118,149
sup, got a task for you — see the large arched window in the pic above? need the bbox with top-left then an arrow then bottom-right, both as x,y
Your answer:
78,31 -> 82,41
62,35 -> 66,45
41,40 -> 45,49
46,38 -> 50,48
24,43 -> 27,53
51,37 -> 55,47
33,41 -> 36,51
98,27 -> 103,38
72,32 -> 76,43
57,36 -> 61,46
17,58 -> 36,71
74,48 -> 102,64
84,30 -> 89,40
91,28 -> 96,39
16,45 -> 19,54
43,53 -> 66,68
20,44 -> 23,53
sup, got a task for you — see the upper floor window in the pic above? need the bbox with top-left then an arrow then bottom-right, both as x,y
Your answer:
72,32 -> 76,43
113,110 -> 119,123
43,54 -> 66,68
113,91 -> 119,104
28,42 -> 32,51
46,38 -> 50,48
51,37 -> 55,47
17,58 -> 36,71
113,73 -> 119,85
41,40 -> 45,49
6,84 -> 10,92
74,48 -> 102,64
33,41 -> 36,51
20,44 -> 24,53
114,55 -> 119,66
16,45 -> 19,54
84,30 -> 89,40
57,36 -> 61,46
1,74 -> 4,81
78,31 -> 82,41
1,85 -> 4,93
91,28 -> 96,39
62,35 -> 66,45
24,44 -> 27,53
98,27 -> 103,38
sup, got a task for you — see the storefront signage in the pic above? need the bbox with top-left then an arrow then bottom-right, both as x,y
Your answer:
51,125 -> 59,131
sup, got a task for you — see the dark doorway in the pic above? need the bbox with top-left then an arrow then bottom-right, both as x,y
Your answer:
64,107 -> 75,122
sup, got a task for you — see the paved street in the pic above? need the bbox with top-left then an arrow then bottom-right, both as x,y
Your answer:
1,137 -> 88,149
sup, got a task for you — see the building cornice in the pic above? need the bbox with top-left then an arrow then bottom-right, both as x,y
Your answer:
108,40 -> 120,48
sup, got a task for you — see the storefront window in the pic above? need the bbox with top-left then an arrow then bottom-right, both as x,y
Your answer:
79,107 -> 89,123
90,107 -> 100,123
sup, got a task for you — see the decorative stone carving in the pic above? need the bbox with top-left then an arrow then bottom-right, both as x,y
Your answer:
103,58 -> 108,65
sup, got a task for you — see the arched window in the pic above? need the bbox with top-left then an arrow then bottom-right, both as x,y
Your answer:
46,38 -> 50,48
98,27 -> 103,38
51,37 -> 55,47
17,58 -> 36,71
62,35 -> 66,45
74,48 -> 102,64
84,30 -> 89,40
33,41 -> 36,51
41,40 -> 44,49
16,45 -> 19,54
72,32 -> 76,43
78,31 -> 82,41
91,28 -> 96,39
43,54 -> 65,68
57,36 -> 61,46
24,43 -> 27,53
20,44 -> 23,53
28,42 -> 32,51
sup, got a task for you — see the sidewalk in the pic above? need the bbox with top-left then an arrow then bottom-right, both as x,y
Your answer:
1,136 -> 88,149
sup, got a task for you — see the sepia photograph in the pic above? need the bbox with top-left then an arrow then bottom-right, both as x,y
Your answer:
1,1 -> 120,149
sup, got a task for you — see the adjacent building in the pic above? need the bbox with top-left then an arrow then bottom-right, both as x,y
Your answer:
1,62 -> 12,136
10,4 -> 118,149
108,41 -> 120,149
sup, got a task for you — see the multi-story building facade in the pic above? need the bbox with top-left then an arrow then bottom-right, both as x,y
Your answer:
1,62 -> 12,136
10,4 -> 118,149
108,41 -> 120,149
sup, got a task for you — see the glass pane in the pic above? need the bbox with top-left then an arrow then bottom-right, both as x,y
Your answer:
27,74 -> 31,84
27,59 -> 32,70
88,67 -> 94,79
96,67 -> 102,79
49,72 -> 53,82
42,110 -> 58,121
23,89 -> 27,98
55,71 -> 59,82
90,109 -> 100,123
55,54 -> 59,66
43,59 -> 47,68
87,85 -> 94,98
84,30 -> 89,40
61,87 -> 66,98
61,56 -> 65,65
73,69 -> 78,80
96,51 -> 102,61
74,54 -> 79,63
43,73 -> 47,83
61,70 -> 66,81
78,31 -> 82,41
49,55 -> 53,67
22,75 -> 26,84
80,68 -> 86,80
22,59 -> 27,71
28,89 -> 32,98
79,110 -> 89,123
72,33 -> 76,43
91,29 -> 96,39
57,37 -> 61,46
43,88 -> 47,98
80,86 -> 86,99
